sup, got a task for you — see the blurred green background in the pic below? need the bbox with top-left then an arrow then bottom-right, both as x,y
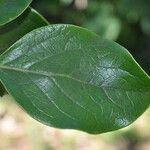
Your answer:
0,0 -> 150,150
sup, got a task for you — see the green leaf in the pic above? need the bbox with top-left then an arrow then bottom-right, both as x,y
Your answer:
0,7 -> 49,96
0,0 -> 32,25
0,24 -> 149,134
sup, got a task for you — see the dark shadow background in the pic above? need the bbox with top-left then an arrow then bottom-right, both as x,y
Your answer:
31,0 -> 150,75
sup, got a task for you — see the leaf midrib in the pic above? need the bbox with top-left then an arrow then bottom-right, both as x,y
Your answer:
0,65 -> 148,92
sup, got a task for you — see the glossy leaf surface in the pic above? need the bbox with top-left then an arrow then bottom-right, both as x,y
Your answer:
0,0 -> 32,25
0,25 -> 149,134
0,7 -> 48,95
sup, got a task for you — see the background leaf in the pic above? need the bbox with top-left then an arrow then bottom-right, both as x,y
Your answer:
0,25 -> 149,134
0,7 -> 49,55
0,0 -> 32,25
0,7 -> 49,96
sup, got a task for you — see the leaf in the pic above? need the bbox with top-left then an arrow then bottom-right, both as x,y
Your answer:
0,24 -> 149,134
0,0 -> 32,25
0,7 -> 49,96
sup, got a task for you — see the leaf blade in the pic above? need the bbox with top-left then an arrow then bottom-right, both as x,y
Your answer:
0,25 -> 149,134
